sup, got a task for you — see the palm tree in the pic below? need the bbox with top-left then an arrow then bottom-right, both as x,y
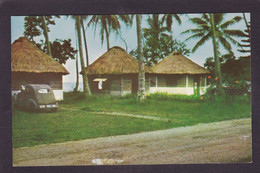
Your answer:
80,15 -> 90,66
75,15 -> 91,96
88,15 -> 131,50
136,14 -> 146,102
182,13 -> 245,91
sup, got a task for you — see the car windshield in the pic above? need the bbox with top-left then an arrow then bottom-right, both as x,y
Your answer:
37,88 -> 50,93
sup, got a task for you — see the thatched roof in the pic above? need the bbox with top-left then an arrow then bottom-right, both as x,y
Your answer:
86,46 -> 153,75
152,52 -> 210,74
12,37 -> 69,75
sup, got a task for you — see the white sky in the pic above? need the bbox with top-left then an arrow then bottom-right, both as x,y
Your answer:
11,13 -> 250,83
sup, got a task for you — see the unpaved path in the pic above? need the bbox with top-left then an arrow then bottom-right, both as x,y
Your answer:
13,118 -> 251,166
60,108 -> 170,121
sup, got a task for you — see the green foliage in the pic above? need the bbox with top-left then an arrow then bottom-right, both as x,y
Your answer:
38,39 -> 77,64
24,16 -> 77,65
87,15 -> 132,49
182,13 -> 245,54
130,14 -> 190,67
24,16 -> 59,41
204,53 -> 251,96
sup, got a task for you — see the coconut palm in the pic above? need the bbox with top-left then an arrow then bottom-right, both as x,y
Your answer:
80,15 -> 90,66
75,16 -> 91,96
88,15 -> 131,50
182,13 -> 245,90
136,14 -> 146,102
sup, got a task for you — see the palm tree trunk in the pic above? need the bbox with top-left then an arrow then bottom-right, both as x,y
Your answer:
242,13 -> 250,32
104,25 -> 110,50
76,16 -> 91,96
80,17 -> 89,66
209,13 -> 222,94
74,28 -> 79,92
136,14 -> 146,102
74,52 -> 79,92
41,16 -> 52,57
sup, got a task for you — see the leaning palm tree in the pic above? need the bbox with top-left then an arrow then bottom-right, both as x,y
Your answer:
88,15 -> 131,50
136,14 -> 146,102
182,13 -> 245,91
75,16 -> 91,96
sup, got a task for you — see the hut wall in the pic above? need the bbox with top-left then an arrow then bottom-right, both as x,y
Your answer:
149,74 -> 208,95
12,72 -> 62,90
88,74 -> 152,96
12,72 -> 64,100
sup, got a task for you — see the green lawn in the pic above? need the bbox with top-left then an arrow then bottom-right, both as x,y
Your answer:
12,93 -> 251,148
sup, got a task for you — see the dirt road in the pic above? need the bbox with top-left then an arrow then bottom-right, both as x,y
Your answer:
13,118 -> 251,166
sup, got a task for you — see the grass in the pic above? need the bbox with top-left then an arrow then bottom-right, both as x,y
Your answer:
12,92 -> 251,148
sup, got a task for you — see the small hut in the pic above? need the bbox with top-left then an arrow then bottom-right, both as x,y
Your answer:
86,46 -> 153,96
150,52 -> 210,95
11,37 -> 69,100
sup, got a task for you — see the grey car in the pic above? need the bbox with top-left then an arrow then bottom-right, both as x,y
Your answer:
14,84 -> 58,112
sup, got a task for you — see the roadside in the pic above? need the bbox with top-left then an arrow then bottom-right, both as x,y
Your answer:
13,118 -> 252,166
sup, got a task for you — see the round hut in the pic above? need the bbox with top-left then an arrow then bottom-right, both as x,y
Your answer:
86,46 -> 152,96
11,37 -> 69,100
151,52 -> 210,95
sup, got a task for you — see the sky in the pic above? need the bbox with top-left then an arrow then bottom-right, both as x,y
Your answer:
11,13 -> 250,83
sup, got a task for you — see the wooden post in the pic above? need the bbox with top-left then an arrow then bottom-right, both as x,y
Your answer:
156,76 -> 158,87
186,75 -> 188,95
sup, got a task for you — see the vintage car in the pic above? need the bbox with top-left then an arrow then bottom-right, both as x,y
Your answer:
13,84 -> 58,112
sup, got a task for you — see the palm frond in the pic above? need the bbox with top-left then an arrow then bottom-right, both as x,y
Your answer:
181,28 -> 205,35
218,35 -> 232,52
223,34 -> 240,46
192,33 -> 211,52
213,13 -> 225,25
220,16 -> 242,29
223,29 -> 247,37
189,17 -> 207,26
184,32 -> 207,42
173,14 -> 181,24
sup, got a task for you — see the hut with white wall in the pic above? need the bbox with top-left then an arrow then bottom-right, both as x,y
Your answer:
11,37 -> 69,100
150,52 -> 210,95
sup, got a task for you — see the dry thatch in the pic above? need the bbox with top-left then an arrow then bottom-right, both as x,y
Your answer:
152,52 -> 210,74
12,37 -> 69,74
86,46 -> 153,75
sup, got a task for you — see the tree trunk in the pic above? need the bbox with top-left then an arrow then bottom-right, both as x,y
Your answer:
41,16 -> 52,57
104,25 -> 110,50
136,14 -> 146,102
243,13 -> 250,32
209,13 -> 222,94
76,16 -> 91,96
80,17 -> 89,66
74,52 -> 79,92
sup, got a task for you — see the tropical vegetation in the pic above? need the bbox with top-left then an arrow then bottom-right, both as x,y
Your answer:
182,13 -> 246,94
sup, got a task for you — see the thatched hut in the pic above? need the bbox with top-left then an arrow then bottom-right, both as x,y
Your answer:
86,46 -> 153,96
11,37 -> 69,100
150,52 -> 210,95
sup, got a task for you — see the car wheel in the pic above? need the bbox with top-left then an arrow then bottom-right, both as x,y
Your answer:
28,100 -> 37,112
